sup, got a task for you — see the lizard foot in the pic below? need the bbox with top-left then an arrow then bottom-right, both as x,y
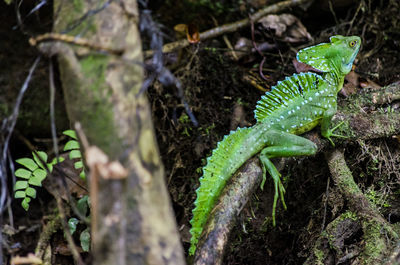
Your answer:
260,158 -> 287,226
324,121 -> 348,146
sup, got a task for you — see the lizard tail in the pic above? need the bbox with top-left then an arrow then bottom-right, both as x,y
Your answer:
189,126 -> 251,255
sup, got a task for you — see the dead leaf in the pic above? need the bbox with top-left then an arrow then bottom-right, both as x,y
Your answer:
173,23 -> 200,43
230,103 -> 246,131
345,70 -> 360,87
174,24 -> 187,33
341,71 -> 360,97
43,154 -> 88,201
259,14 -> 312,43
187,23 -> 200,44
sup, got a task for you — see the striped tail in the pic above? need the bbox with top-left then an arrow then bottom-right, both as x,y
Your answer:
189,126 -> 252,255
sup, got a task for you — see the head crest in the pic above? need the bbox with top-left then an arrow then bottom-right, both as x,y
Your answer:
296,40 -> 332,72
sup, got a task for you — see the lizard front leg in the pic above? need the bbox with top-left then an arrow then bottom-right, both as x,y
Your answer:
320,103 -> 347,146
259,130 -> 317,225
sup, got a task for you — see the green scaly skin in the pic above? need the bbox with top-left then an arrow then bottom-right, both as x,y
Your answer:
189,36 -> 361,255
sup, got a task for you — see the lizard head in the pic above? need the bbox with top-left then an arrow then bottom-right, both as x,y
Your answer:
329,35 -> 361,75
297,35 -> 361,75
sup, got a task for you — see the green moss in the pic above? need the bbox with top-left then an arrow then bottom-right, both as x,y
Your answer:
365,188 -> 391,208
362,222 -> 387,264
54,0 -> 97,37
73,0 -> 84,12
59,50 -> 122,157
178,113 -> 190,124
340,210 -> 358,221
80,55 -> 109,93
313,248 -> 325,265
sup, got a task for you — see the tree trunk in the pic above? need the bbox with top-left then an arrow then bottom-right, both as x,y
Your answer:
50,1 -> 185,264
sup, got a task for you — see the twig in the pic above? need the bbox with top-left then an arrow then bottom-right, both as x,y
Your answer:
211,16 -> 238,61
320,177 -> 330,232
249,15 -> 268,81
328,0 -> 339,26
35,213 -> 62,259
144,0 -> 313,56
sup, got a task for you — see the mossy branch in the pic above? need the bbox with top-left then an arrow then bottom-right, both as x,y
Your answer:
49,1 -> 185,264
325,149 -> 398,263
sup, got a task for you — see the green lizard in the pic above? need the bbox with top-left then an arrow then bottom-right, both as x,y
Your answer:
189,35 -> 361,255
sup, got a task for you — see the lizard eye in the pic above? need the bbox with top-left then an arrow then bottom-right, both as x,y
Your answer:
349,40 -> 357,47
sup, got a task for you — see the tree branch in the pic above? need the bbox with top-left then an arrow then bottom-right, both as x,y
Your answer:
325,149 -> 398,263
49,1 -> 185,264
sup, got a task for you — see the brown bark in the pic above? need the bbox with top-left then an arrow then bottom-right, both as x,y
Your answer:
45,1 -> 185,264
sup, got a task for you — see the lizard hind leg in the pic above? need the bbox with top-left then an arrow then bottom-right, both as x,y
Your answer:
259,155 -> 286,226
259,130 -> 318,226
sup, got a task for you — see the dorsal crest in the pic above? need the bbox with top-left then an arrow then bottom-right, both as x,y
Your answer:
254,73 -> 326,122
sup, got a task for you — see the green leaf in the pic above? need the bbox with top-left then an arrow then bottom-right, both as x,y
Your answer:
47,163 -> 53,173
77,196 -> 89,216
80,228 -> 90,252
28,169 -> 47,186
14,180 -> 28,190
51,157 -> 65,165
79,171 -> 86,179
15,168 -> 32,179
33,151 -> 48,169
28,177 -> 42,187
21,197 -> 31,211
68,218 -> 79,235
48,157 -> 65,172
16,158 -> 38,171
69,150 -> 82,160
26,187 -> 37,198
74,161 -> 83,169
14,190 -> 26,198
33,168 -> 47,180
63,130 -> 77,140
64,140 -> 80,151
